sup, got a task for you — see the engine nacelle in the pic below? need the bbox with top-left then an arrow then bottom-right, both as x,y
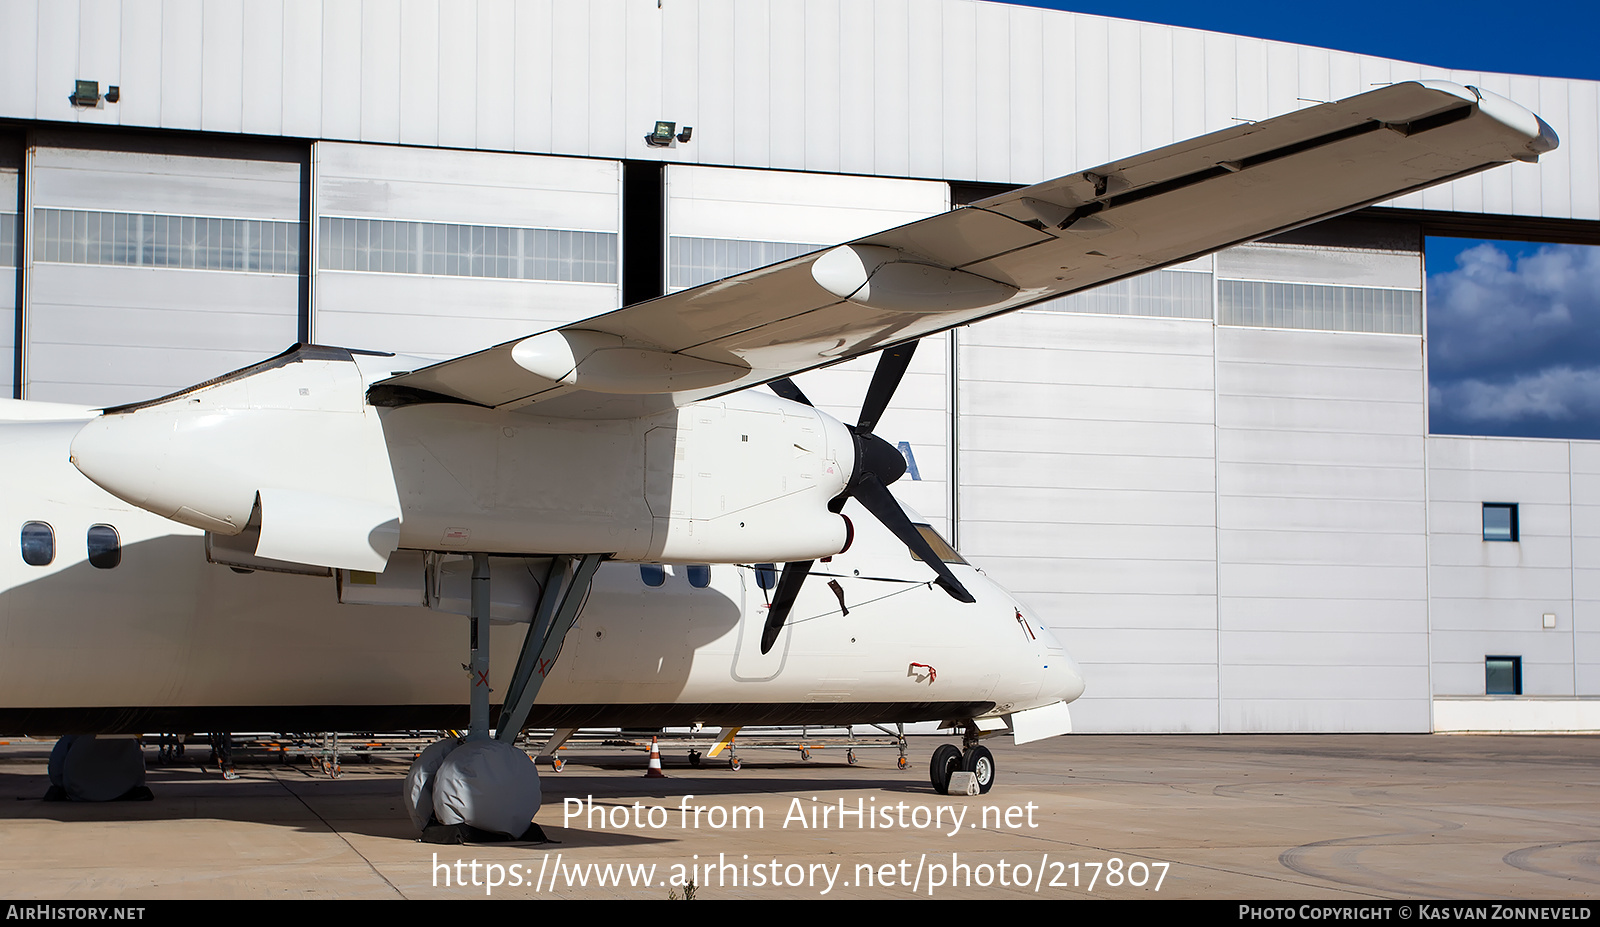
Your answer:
70,346 -> 855,571
375,388 -> 853,563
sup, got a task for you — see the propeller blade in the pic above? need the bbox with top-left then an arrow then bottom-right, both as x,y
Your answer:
851,474 -> 976,604
768,378 -> 813,406
760,559 -> 814,654
856,342 -> 917,436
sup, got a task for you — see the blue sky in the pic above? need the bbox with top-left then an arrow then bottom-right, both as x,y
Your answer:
1009,1 -> 1600,439
1010,1 -> 1600,82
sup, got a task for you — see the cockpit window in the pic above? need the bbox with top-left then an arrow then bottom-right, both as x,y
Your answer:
87,524 -> 121,570
640,564 -> 665,587
21,522 -> 54,566
908,524 -> 965,565
687,564 -> 711,588
754,563 -> 777,590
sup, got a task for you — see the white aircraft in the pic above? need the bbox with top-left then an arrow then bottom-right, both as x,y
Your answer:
0,81 -> 1556,838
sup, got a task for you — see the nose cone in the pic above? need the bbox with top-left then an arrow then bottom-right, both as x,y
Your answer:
1017,609 -> 1085,704
1045,649 -> 1086,704
70,413 -> 169,513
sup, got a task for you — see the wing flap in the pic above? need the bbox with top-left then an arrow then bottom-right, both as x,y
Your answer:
374,81 -> 1555,417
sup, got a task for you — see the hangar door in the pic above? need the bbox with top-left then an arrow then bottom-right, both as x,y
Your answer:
0,136 -> 18,398
24,132 -> 305,407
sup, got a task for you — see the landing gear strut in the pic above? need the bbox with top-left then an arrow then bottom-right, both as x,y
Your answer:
404,553 -> 603,843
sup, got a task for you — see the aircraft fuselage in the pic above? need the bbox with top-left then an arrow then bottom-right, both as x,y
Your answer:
0,411 -> 1083,735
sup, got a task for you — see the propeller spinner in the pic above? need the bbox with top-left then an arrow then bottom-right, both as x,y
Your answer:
760,341 -> 976,654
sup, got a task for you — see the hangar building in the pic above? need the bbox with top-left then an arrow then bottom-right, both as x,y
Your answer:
2,0 -> 1598,734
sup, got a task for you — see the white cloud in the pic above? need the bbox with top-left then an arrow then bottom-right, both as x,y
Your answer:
1428,241 -> 1600,438
1428,242 -> 1600,378
1430,366 -> 1600,423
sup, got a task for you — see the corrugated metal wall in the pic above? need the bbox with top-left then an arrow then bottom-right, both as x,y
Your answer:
1428,437 -> 1582,698
0,0 -> 1593,220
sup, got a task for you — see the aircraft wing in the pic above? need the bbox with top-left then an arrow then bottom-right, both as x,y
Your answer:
373,81 -> 1555,418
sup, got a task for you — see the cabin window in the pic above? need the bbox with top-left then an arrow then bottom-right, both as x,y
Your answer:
20,522 -> 54,566
687,564 -> 711,588
87,525 -> 121,570
639,564 -> 665,587
755,563 -> 777,590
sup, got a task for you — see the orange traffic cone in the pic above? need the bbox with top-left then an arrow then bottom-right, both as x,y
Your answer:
645,735 -> 667,778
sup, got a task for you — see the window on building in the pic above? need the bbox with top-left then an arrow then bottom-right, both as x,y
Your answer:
34,208 -> 301,274
20,522 -> 53,566
1043,267 -> 1214,320
1486,656 -> 1522,695
668,237 -> 819,291
319,217 -> 617,284
1217,279 -> 1420,334
1483,503 -> 1519,542
639,564 -> 665,587
87,525 -> 120,570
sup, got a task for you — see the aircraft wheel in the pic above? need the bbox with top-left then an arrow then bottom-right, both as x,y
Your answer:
896,755 -> 909,770
551,757 -> 565,773
729,756 -> 742,771
688,750 -> 702,768
800,747 -> 811,761
961,745 -> 996,794
847,749 -> 858,766
929,744 -> 961,794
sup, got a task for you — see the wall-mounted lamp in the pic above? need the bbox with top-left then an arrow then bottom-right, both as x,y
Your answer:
70,80 -> 100,107
646,120 -> 676,147
105,85 -> 119,104
645,121 -> 693,147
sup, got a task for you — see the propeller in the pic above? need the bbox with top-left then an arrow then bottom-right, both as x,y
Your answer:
760,341 -> 975,654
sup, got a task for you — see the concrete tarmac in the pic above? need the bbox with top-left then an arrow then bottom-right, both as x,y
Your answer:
1,733 -> 1597,900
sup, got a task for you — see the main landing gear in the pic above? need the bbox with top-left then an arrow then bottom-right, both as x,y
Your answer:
928,725 -> 997,795
404,552 -> 603,843
45,735 -> 151,802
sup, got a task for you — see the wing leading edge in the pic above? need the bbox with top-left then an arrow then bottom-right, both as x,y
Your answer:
373,81 -> 1556,419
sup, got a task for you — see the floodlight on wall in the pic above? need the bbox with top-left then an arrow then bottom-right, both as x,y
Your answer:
645,121 -> 693,148
105,86 -> 119,103
646,121 -> 676,147
70,80 -> 100,107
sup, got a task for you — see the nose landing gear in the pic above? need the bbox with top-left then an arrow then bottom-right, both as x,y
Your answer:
930,725 -> 997,795
930,743 -> 962,793
961,744 -> 995,794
